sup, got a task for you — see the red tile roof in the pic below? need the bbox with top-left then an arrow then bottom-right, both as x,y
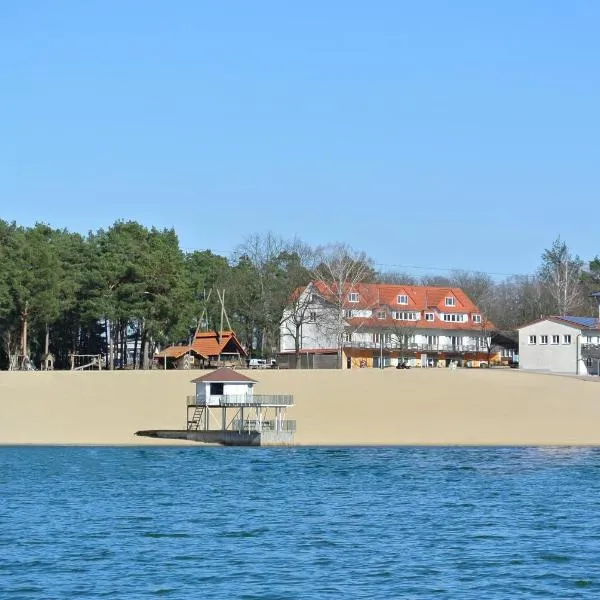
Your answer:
156,331 -> 248,361
193,330 -> 248,358
191,367 -> 257,383
155,346 -> 208,360
313,281 -> 478,311
309,281 -> 493,331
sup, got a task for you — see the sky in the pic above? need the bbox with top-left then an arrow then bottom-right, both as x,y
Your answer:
1,1 -> 599,279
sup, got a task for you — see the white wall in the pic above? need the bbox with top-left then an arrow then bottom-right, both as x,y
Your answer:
195,381 -> 254,404
518,321 -> 580,374
280,288 -> 340,352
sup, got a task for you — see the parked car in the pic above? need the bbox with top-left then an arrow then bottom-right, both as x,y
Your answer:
248,358 -> 278,369
396,361 -> 411,370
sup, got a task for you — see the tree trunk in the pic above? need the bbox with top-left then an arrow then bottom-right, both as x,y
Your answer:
133,324 -> 140,369
140,322 -> 149,370
120,323 -> 127,368
21,303 -> 29,358
142,336 -> 151,370
44,323 -> 50,356
294,323 -> 302,369
105,318 -> 114,370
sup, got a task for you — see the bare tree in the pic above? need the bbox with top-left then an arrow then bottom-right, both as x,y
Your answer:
420,274 -> 453,287
312,244 -> 375,368
449,270 -> 495,306
539,237 -> 584,316
377,271 -> 418,285
385,317 -> 418,365
233,233 -> 314,357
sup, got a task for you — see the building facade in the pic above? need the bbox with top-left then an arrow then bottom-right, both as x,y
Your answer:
517,316 -> 600,375
280,281 -> 497,368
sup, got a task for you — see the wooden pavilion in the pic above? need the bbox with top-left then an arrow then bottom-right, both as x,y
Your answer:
155,330 -> 247,369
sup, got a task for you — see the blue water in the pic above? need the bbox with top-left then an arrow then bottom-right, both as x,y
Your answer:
1,447 -> 600,599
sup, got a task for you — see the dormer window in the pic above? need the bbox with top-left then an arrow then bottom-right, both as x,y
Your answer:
445,297 -> 456,307
397,294 -> 408,305
425,312 -> 434,321
348,292 -> 359,303
473,314 -> 481,323
377,310 -> 386,319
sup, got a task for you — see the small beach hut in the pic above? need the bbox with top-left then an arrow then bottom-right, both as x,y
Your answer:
191,367 -> 256,406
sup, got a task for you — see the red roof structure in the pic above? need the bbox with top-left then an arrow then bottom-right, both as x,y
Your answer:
308,281 -> 493,330
157,330 -> 248,361
191,331 -> 247,358
156,346 -> 207,360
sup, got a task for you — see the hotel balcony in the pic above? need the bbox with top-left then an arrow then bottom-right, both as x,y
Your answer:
342,341 -> 487,354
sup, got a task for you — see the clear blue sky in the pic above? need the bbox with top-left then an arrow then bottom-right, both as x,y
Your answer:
1,1 -> 598,278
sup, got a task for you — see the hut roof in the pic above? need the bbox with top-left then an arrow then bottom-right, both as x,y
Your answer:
191,367 -> 257,384
192,331 -> 248,358
155,346 -> 208,360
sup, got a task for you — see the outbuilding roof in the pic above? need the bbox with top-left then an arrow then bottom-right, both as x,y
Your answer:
191,367 -> 257,384
517,316 -> 600,330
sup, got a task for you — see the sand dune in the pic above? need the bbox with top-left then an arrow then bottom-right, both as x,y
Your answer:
1,368 -> 600,446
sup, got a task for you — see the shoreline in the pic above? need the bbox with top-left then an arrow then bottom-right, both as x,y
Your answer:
2,368 -> 600,446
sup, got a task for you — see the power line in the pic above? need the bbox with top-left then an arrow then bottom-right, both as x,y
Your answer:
370,261 -> 530,278
181,247 -> 532,279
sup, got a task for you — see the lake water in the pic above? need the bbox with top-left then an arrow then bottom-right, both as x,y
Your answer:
1,446 -> 600,599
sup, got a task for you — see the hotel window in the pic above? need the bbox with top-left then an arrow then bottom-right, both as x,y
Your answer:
397,294 -> 408,305
372,333 -> 391,344
445,297 -> 455,307
443,314 -> 466,322
528,335 -> 537,344
348,292 -> 359,303
425,312 -> 434,321
540,335 -> 548,345
308,311 -> 317,322
377,310 -> 386,319
343,309 -> 353,318
473,314 -> 482,323
563,335 -> 572,344
551,335 -> 560,344
343,332 -> 353,343
393,311 -> 416,320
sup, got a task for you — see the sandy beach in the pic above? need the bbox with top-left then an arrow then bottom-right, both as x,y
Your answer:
1,368 -> 600,446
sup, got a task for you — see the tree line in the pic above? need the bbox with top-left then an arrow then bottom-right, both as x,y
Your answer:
0,219 -> 597,369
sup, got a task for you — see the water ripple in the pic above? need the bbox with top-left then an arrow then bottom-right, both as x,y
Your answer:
1,446 -> 600,598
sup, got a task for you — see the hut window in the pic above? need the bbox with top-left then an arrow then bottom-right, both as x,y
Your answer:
210,382 -> 224,395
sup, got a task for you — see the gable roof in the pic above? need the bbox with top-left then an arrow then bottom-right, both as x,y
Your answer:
191,367 -> 257,384
155,346 -> 208,360
517,316 -> 600,331
310,281 -> 480,314
191,331 -> 248,358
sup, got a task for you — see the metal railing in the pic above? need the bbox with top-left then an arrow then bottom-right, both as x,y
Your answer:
342,342 -> 488,353
231,419 -> 297,432
187,394 -> 294,407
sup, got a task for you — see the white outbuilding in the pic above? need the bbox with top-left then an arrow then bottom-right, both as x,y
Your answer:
518,316 -> 600,375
